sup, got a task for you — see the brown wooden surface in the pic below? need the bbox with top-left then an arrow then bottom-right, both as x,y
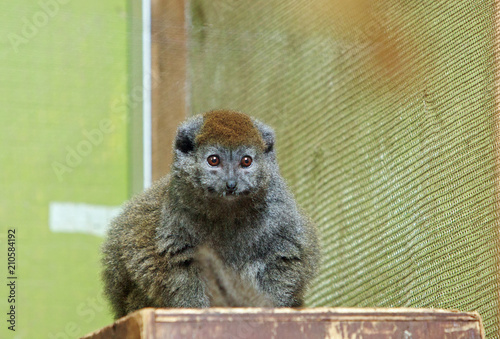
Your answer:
151,0 -> 188,180
82,307 -> 485,339
81,308 -> 155,339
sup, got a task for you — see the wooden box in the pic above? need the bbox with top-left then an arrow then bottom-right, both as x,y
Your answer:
82,308 -> 485,338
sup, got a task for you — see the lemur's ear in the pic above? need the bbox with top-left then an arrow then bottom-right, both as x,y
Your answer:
254,120 -> 275,153
174,115 -> 204,153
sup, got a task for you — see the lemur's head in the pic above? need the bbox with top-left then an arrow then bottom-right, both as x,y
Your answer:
173,110 -> 276,200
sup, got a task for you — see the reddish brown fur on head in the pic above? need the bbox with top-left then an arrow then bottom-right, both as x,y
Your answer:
195,110 -> 266,150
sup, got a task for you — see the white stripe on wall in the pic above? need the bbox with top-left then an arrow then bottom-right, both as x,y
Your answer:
49,202 -> 121,237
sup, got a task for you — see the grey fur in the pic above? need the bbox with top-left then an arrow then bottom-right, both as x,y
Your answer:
194,246 -> 273,307
101,113 -> 319,319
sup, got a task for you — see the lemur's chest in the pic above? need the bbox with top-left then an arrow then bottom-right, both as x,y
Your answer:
201,220 -> 268,266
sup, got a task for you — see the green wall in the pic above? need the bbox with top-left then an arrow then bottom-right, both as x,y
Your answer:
0,1 -> 130,337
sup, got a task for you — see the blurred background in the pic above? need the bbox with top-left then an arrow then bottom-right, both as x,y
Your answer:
1,1 -> 500,338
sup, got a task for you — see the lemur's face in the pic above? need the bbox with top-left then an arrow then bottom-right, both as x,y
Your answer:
172,110 -> 277,201
194,145 -> 269,199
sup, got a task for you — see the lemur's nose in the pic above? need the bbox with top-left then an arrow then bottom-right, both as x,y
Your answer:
226,180 -> 237,191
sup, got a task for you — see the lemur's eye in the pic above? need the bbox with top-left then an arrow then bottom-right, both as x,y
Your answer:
241,156 -> 252,168
207,155 -> 220,166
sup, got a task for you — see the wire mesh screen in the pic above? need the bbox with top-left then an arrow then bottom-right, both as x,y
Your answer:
186,1 -> 500,337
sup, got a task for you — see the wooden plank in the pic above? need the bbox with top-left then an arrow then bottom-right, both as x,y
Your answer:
150,0 -> 189,181
82,308 -> 485,338
81,308 -> 155,339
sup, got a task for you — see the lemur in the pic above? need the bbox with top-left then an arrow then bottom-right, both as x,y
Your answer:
101,110 -> 319,318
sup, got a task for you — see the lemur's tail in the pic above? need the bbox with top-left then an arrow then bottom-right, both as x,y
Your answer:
195,246 -> 273,307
